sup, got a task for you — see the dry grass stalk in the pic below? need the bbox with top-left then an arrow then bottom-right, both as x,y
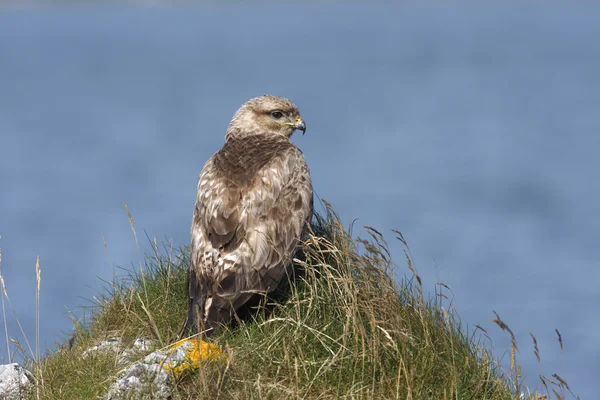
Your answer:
491,310 -> 518,351
555,329 -> 563,352
530,332 -> 540,363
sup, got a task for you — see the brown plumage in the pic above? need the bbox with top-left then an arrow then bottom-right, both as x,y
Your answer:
183,95 -> 313,337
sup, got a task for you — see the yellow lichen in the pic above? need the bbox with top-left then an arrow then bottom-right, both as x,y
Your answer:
163,338 -> 226,376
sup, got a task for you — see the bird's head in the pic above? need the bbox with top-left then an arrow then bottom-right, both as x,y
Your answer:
226,95 -> 306,141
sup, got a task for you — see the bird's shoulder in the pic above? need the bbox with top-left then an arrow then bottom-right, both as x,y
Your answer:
210,134 -> 301,187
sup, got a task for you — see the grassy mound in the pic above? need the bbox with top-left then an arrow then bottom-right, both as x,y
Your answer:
27,205 -> 561,399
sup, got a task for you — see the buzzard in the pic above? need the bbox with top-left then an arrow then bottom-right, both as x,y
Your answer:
183,95 -> 313,337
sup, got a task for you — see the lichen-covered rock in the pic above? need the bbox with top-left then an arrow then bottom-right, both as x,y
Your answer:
105,338 -> 225,400
0,363 -> 34,399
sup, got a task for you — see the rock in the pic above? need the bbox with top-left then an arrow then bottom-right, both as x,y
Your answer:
0,363 -> 34,399
81,337 -> 122,358
82,337 -> 155,365
104,338 -> 225,400
119,338 -> 154,364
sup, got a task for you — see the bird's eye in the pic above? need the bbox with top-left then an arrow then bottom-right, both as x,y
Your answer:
271,111 -> 284,119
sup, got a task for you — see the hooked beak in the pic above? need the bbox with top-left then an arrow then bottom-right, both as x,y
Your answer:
293,116 -> 306,135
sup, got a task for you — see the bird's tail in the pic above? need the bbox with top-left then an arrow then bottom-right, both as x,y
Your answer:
178,266 -> 208,339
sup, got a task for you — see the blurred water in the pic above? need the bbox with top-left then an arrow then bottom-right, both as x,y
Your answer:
0,3 -> 598,397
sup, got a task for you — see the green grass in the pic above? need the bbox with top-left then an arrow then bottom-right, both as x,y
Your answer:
22,204 -> 573,399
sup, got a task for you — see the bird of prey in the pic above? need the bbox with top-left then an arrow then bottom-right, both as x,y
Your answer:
183,95 -> 313,337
